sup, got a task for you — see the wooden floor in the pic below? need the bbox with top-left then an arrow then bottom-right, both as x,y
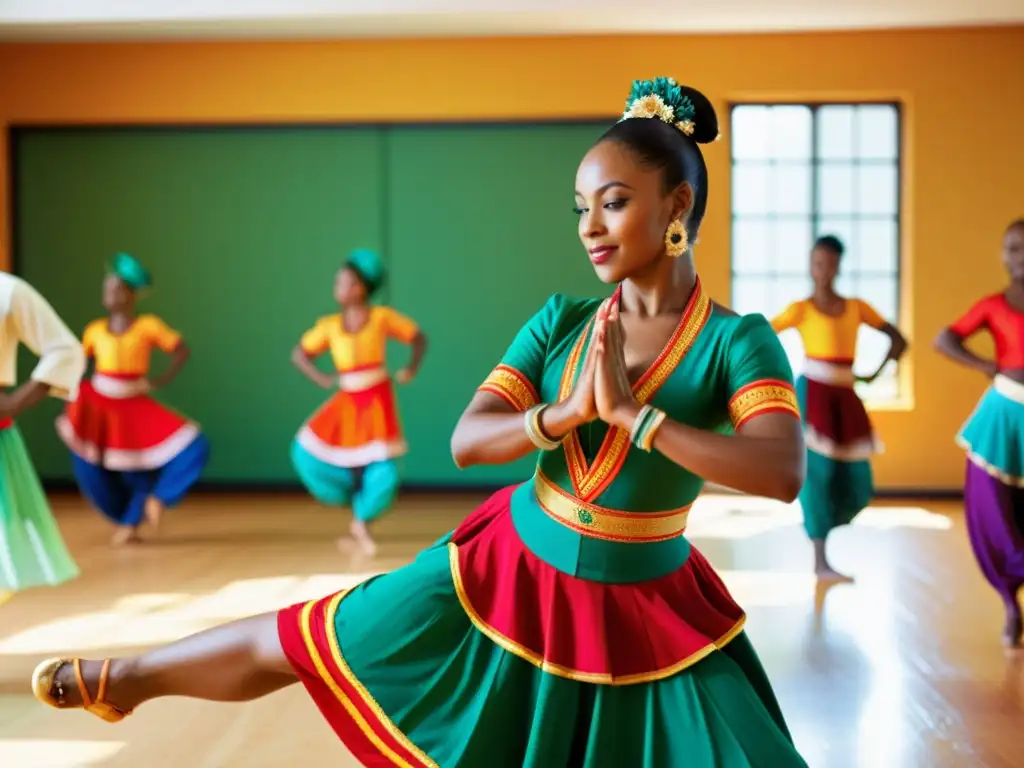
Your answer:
0,491 -> 1021,768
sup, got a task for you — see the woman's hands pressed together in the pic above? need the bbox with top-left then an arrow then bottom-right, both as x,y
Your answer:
533,295 -> 641,444
560,321 -> 599,427
593,298 -> 641,430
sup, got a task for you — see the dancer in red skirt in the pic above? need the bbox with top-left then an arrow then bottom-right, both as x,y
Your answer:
771,235 -> 907,580
55,253 -> 210,546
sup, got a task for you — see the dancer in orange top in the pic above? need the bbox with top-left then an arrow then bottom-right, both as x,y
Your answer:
56,254 -> 210,546
772,235 -> 907,581
290,249 -> 427,556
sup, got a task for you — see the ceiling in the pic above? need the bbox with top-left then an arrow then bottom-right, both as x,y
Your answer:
0,0 -> 1022,41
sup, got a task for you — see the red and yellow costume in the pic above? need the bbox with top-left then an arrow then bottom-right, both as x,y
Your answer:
771,297 -> 885,538
58,316 -> 196,470
291,306 -> 420,520
56,315 -> 209,526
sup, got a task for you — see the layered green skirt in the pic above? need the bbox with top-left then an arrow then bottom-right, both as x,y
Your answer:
796,374 -> 878,539
0,424 -> 79,592
277,487 -> 807,767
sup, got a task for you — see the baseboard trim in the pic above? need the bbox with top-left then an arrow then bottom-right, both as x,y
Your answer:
701,483 -> 963,501
39,478 -> 965,501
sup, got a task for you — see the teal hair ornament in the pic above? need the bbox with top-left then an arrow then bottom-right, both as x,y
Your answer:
107,252 -> 153,293
620,77 -> 698,137
346,248 -> 386,294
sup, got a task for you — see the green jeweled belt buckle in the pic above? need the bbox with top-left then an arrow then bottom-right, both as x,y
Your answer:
575,507 -> 594,526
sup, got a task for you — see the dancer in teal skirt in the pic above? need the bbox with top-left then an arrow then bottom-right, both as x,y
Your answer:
31,77 -> 809,766
0,272 -> 85,596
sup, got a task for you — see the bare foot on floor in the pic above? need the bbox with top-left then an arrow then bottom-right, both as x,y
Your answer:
815,567 -> 854,584
1003,610 -> 1022,649
349,521 -> 377,557
336,536 -> 357,554
110,527 -> 141,547
144,496 -> 164,534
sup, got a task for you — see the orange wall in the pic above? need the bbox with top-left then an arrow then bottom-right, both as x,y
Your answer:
1,27 -> 1022,490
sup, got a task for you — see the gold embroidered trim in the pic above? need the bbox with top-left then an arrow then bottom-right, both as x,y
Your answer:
558,317 -> 595,495
728,379 -> 800,430
559,281 -> 711,501
478,364 -> 539,412
300,594 -> 438,767
448,542 -> 746,685
533,470 -> 690,542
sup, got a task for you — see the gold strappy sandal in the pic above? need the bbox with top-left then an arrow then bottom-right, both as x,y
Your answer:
31,658 -> 133,723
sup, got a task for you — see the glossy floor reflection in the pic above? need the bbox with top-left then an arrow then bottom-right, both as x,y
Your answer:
0,491 -> 1019,767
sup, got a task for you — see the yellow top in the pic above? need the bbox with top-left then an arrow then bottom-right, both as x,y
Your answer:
300,306 -> 420,372
770,298 -> 886,361
83,315 -> 183,376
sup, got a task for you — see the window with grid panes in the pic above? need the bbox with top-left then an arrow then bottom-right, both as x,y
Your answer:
729,103 -> 902,403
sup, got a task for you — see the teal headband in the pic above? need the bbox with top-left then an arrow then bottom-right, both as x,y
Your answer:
346,248 -> 385,294
108,252 -> 152,292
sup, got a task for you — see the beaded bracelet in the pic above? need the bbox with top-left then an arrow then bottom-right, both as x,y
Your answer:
524,404 -> 562,451
630,404 -> 667,452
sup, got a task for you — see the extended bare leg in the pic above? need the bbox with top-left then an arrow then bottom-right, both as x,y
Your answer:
34,612 -> 296,718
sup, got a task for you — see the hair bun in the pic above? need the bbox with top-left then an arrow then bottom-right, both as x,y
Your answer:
621,77 -> 719,145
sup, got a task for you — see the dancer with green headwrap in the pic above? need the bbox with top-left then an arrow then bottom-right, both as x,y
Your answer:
56,253 -> 210,547
290,249 -> 428,556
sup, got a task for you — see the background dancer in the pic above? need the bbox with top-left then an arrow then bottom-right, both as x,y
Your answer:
290,248 -> 427,556
771,235 -> 908,581
934,218 -> 1024,648
56,253 -> 210,546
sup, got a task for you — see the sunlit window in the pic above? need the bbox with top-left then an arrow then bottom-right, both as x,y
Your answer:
729,103 -> 902,402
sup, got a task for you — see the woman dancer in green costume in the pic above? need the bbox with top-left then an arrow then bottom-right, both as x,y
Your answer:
31,77 -> 809,767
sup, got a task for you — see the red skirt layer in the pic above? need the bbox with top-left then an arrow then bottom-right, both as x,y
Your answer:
56,380 -> 199,471
277,593 -> 434,767
800,377 -> 881,461
801,378 -> 872,443
449,486 -> 746,683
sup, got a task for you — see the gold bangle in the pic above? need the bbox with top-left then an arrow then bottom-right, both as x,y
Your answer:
525,404 -> 561,451
629,404 -> 654,447
640,409 -> 668,452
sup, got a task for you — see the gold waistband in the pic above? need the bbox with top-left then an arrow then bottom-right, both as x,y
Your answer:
532,472 -> 691,543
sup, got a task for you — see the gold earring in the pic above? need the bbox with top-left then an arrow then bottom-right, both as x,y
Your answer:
664,219 -> 688,258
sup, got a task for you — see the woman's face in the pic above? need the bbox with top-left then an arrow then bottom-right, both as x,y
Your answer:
334,267 -> 367,306
574,140 -> 685,284
1002,224 -> 1024,281
102,274 -> 133,312
809,246 -> 840,289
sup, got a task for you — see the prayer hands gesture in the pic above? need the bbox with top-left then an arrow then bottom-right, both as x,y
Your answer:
559,294 -> 639,431
593,299 -> 638,425
561,323 -> 599,426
